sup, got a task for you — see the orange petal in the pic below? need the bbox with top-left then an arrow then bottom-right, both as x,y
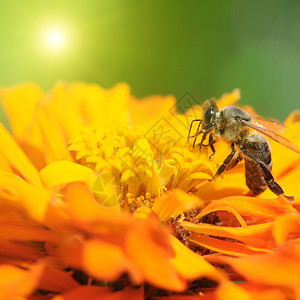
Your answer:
271,163 -> 300,205
64,182 -> 120,222
238,283 -> 286,300
83,239 -> 141,283
125,220 -> 186,291
101,286 -> 144,300
264,112 -> 300,179
164,281 -> 251,300
0,123 -> 42,186
271,214 -> 300,246
217,89 -> 241,109
52,286 -> 112,300
170,235 -> 225,282
194,283 -> 286,300
0,222 -> 55,242
182,222 -> 275,249
0,262 -> 44,299
53,286 -> 144,300
188,214 -> 300,253
38,260 -> 80,293
215,241 -> 300,297
215,281 -> 251,300
199,205 -> 247,228
198,195 -> 296,221
189,234 -> 272,257
0,237 -> 44,260
153,296 -> 207,300
152,189 -> 202,222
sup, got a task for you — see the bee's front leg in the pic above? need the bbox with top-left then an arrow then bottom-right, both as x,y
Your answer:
209,143 -> 235,181
187,118 -> 202,145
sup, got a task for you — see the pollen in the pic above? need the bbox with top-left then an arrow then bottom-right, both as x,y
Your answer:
122,192 -> 154,212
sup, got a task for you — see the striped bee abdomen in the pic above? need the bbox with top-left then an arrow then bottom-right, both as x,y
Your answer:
242,134 -> 272,195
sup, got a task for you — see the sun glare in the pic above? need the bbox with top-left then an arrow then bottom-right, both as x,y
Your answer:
42,27 -> 68,52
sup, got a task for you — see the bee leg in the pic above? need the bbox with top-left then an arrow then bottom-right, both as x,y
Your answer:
209,143 -> 235,181
189,122 -> 216,149
198,123 -> 217,150
200,134 -> 216,157
193,121 -> 202,148
208,134 -> 216,159
198,132 -> 207,150
226,153 -> 242,171
187,119 -> 202,144
241,150 -> 294,201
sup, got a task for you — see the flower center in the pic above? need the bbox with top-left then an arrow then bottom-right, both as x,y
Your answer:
68,125 -> 162,211
68,125 -> 130,171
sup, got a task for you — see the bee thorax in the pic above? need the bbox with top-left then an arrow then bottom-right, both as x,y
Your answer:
221,122 -> 250,143
219,107 -> 251,143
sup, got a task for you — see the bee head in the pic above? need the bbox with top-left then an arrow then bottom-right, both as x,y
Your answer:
203,98 -> 218,126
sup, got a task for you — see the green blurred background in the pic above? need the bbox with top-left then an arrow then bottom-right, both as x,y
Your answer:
0,0 -> 299,123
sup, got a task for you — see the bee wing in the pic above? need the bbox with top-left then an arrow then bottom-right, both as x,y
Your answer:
251,117 -> 286,133
239,119 -> 300,154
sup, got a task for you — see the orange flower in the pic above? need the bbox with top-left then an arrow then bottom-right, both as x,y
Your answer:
0,82 -> 299,299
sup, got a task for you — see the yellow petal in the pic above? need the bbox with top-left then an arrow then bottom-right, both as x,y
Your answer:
129,93 -> 176,127
0,172 -> 50,222
40,160 -> 94,189
0,83 -> 43,137
158,159 -> 177,187
36,105 -> 73,164
0,152 -> 13,173
47,82 -> 87,140
86,82 -> 130,127
0,123 -> 42,186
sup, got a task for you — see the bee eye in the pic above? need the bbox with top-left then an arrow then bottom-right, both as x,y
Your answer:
205,107 -> 215,124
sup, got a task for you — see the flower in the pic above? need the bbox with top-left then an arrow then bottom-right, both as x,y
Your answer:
0,82 -> 299,299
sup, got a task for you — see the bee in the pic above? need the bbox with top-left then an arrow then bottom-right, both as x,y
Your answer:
187,98 -> 300,200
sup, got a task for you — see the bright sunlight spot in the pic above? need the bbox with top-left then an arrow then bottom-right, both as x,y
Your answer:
42,26 -> 69,52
